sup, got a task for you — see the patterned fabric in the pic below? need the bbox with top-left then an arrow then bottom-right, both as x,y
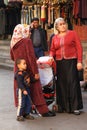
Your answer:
10,24 -> 30,48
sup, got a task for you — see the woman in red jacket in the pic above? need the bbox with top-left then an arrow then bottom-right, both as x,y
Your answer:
50,17 -> 83,115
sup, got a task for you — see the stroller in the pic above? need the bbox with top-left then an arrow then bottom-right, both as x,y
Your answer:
37,56 -> 56,111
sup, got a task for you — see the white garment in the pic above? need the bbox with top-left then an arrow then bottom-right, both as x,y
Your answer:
37,56 -> 54,86
38,67 -> 53,87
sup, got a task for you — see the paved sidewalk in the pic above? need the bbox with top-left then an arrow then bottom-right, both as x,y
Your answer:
0,68 -> 87,130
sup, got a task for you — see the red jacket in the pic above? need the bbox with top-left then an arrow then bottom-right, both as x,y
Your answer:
50,30 -> 83,63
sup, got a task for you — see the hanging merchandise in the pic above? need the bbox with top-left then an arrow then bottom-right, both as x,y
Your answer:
0,0 -> 6,7
21,5 -> 29,24
31,5 -> 34,19
26,0 -> 32,2
54,6 -> 60,21
21,5 -> 24,24
48,1 -> 51,27
21,0 -> 74,30
28,6 -> 31,24
79,0 -> 87,19
50,3 -> 54,25
37,5 -> 41,24
41,3 -> 46,22
0,8 -> 6,35
4,0 -> 8,5
34,5 -> 38,18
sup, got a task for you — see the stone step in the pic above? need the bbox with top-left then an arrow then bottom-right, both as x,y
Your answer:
0,40 -> 13,70
0,52 -> 10,58
0,51 -> 10,58
0,40 -> 10,46
0,46 -> 10,53
0,41 -> 10,57
0,63 -> 14,70
82,42 -> 87,49
0,55 -> 14,70
81,41 -> 87,45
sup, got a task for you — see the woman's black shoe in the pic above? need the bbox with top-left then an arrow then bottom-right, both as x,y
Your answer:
42,111 -> 56,117
73,110 -> 81,115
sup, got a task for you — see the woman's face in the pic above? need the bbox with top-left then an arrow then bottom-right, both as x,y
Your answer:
56,20 -> 67,33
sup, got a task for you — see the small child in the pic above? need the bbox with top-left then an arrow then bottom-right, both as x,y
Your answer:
15,58 -> 35,121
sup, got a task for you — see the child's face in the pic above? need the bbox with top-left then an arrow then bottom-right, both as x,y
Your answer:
18,60 -> 27,71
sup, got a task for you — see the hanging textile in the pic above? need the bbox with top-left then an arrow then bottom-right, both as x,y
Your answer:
5,1 -> 22,35
0,0 -> 4,5
48,2 -> 51,26
73,0 -> 80,19
37,5 -> 41,24
28,6 -> 31,24
21,6 -> 29,24
0,8 -> 5,35
79,0 -> 87,19
41,4 -> 46,22
34,5 -> 38,18
0,0 -> 6,7
50,5 -> 54,25
8,0 -> 22,1
54,7 -> 60,21
4,0 -> 8,5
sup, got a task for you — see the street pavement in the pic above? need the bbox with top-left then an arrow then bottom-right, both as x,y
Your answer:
0,68 -> 87,130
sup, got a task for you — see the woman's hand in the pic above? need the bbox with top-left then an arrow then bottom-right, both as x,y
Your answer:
77,62 -> 83,70
26,77 -> 30,84
44,51 -> 49,56
35,73 -> 40,80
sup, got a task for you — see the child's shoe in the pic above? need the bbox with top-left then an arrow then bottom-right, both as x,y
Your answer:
24,114 -> 34,120
17,116 -> 24,121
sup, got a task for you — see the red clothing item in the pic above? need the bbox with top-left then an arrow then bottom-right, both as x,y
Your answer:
50,30 -> 82,63
73,0 -> 80,18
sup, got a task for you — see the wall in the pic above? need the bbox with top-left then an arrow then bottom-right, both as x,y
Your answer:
74,25 -> 87,42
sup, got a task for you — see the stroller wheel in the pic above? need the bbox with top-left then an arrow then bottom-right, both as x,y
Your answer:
52,105 -> 58,112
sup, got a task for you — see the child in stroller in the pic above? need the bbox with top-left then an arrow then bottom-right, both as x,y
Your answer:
37,56 -> 57,111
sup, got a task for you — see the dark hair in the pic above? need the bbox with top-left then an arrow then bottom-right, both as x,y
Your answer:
16,58 -> 25,66
32,17 -> 39,22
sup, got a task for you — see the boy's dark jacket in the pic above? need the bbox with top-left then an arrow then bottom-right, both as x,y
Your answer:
15,70 -> 36,92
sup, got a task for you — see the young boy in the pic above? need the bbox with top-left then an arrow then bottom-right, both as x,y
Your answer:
15,58 -> 35,121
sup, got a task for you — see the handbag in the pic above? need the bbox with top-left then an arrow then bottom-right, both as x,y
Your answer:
78,69 -> 84,81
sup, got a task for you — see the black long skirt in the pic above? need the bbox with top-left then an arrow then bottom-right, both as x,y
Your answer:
56,58 -> 83,112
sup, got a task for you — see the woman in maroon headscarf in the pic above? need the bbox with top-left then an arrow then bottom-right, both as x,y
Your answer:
10,24 -> 55,117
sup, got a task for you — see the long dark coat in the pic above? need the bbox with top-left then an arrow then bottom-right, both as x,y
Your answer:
10,38 -> 49,114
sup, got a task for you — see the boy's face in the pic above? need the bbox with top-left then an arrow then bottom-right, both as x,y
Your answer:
18,60 -> 27,71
